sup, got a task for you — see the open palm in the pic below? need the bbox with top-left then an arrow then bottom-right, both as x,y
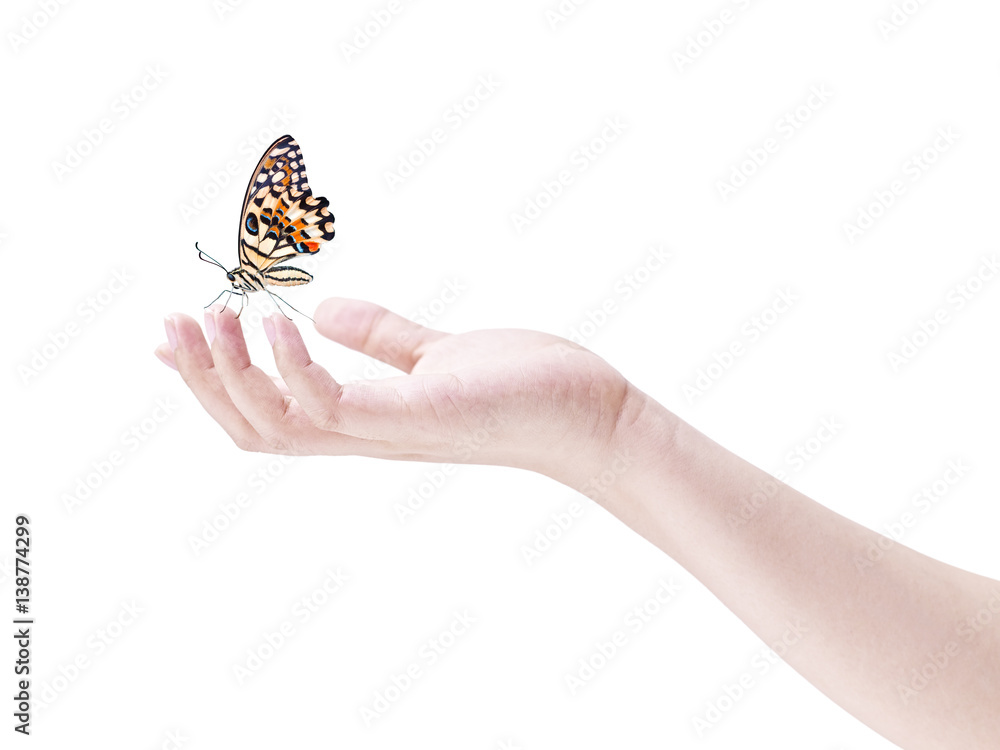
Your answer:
157,298 -> 635,482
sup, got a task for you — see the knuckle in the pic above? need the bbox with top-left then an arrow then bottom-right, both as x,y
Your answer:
259,427 -> 291,453
311,406 -> 341,432
231,433 -> 257,452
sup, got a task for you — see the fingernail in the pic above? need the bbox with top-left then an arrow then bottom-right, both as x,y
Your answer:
262,315 -> 276,346
154,347 -> 178,370
204,310 -> 216,345
164,316 -> 178,350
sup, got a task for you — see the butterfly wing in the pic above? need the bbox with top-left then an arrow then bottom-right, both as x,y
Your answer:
245,186 -> 336,274
237,135 -> 335,278
240,135 -> 307,219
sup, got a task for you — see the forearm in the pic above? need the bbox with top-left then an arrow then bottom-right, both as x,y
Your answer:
583,390 -> 1000,749
163,302 -> 998,745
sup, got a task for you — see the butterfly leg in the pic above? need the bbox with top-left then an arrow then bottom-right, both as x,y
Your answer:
264,288 -> 315,323
235,291 -> 248,320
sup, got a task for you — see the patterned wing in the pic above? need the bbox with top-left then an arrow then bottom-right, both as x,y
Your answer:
237,135 -> 335,274
240,135 -> 307,218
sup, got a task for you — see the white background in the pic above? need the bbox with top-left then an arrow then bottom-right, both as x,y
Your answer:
4,0 -> 1000,747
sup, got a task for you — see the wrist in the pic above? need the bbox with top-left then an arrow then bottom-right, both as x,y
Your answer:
549,383 -> 680,509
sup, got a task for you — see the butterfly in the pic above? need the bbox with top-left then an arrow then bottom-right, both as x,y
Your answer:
197,134 -> 336,320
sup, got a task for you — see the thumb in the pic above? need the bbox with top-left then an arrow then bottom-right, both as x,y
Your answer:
314,297 -> 445,373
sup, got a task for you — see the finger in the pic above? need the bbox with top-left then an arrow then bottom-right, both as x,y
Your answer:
210,307 -> 378,453
269,313 -> 439,442
209,306 -> 299,450
166,313 -> 267,451
266,313 -> 343,432
168,311 -> 389,457
314,297 -> 445,373
154,342 -> 177,370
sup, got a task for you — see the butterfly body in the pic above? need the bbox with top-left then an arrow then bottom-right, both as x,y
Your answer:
227,267 -> 266,293
198,134 -> 335,318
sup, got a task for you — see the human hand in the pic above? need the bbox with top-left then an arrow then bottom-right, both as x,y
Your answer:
155,299 -> 646,487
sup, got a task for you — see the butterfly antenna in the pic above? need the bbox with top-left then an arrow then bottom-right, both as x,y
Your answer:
265,288 -> 315,324
196,242 -> 228,271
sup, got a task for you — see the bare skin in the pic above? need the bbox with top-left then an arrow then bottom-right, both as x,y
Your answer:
156,299 -> 1000,748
